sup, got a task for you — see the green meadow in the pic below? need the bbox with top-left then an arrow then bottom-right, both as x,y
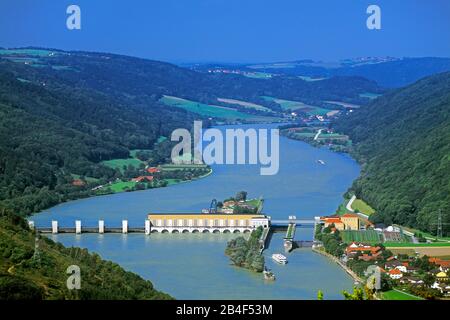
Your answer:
160,95 -> 252,119
101,158 -> 144,172
261,96 -> 332,116
381,289 -> 423,300
351,198 -> 375,216
217,97 -> 272,112
0,49 -> 57,56
359,92 -> 382,99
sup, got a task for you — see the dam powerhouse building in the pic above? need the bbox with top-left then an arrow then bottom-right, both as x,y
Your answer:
147,213 -> 270,233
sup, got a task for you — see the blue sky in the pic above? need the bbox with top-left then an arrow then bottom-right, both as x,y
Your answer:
0,0 -> 449,63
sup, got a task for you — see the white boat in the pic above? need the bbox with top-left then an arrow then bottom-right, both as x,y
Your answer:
272,253 -> 288,264
317,160 -> 325,165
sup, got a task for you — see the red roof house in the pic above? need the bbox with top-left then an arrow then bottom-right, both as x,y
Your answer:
147,167 -> 160,174
132,176 -> 154,183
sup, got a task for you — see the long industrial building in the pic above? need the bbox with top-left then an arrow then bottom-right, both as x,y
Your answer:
147,213 -> 270,233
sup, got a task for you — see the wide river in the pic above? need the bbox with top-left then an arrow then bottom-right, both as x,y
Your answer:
33,124 -> 360,299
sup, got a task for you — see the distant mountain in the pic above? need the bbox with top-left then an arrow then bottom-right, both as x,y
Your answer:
333,72 -> 450,235
205,57 -> 450,88
334,57 -> 450,88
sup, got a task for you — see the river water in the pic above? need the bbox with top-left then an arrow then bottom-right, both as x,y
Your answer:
33,124 -> 360,299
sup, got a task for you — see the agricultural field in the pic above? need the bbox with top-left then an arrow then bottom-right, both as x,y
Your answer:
298,75 -> 327,82
0,48 -> 58,56
101,158 -> 144,172
388,248 -> 417,256
324,100 -> 360,109
384,242 -> 450,248
351,198 -> 375,216
243,72 -> 272,79
359,92 -> 382,99
217,98 -> 272,112
261,96 -> 333,116
341,230 -> 382,244
160,95 -> 261,120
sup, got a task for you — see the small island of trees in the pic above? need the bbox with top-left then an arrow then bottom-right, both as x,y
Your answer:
225,226 -> 265,273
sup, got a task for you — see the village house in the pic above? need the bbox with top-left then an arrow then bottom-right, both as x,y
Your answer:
400,276 -> 424,286
321,213 -> 361,231
388,268 -> 403,280
72,179 -> 86,187
132,176 -> 154,183
432,282 -> 450,296
385,259 -> 404,270
345,242 -> 382,261
429,257 -> 450,272
436,271 -> 449,281
147,167 -> 160,174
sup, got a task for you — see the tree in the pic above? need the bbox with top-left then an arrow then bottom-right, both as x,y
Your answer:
342,287 -> 365,300
235,191 -> 248,202
317,290 -> 324,300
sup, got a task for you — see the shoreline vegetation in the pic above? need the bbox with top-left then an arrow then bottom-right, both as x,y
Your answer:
225,226 -> 265,273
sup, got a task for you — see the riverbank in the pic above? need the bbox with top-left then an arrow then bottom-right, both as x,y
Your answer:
312,247 -> 363,284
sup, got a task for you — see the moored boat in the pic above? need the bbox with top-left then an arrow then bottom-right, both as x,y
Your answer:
263,267 -> 276,281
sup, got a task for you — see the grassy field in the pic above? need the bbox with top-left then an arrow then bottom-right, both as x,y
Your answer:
359,92 -> 382,99
217,98 -> 272,112
101,158 -> 144,172
298,75 -> 327,82
388,248 -> 417,256
107,181 -> 138,192
324,100 -> 361,109
381,289 -> 423,300
341,230 -> 382,244
243,72 -> 272,79
262,96 -> 332,116
160,95 -> 257,120
384,242 -> 450,247
351,198 -> 375,216
0,49 -> 57,56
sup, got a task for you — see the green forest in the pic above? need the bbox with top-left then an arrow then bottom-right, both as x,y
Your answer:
334,72 -> 450,236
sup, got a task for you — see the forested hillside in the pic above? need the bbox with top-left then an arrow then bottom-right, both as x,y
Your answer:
0,60 -> 196,215
334,72 -> 450,235
0,208 -> 171,299
0,48 -> 381,215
